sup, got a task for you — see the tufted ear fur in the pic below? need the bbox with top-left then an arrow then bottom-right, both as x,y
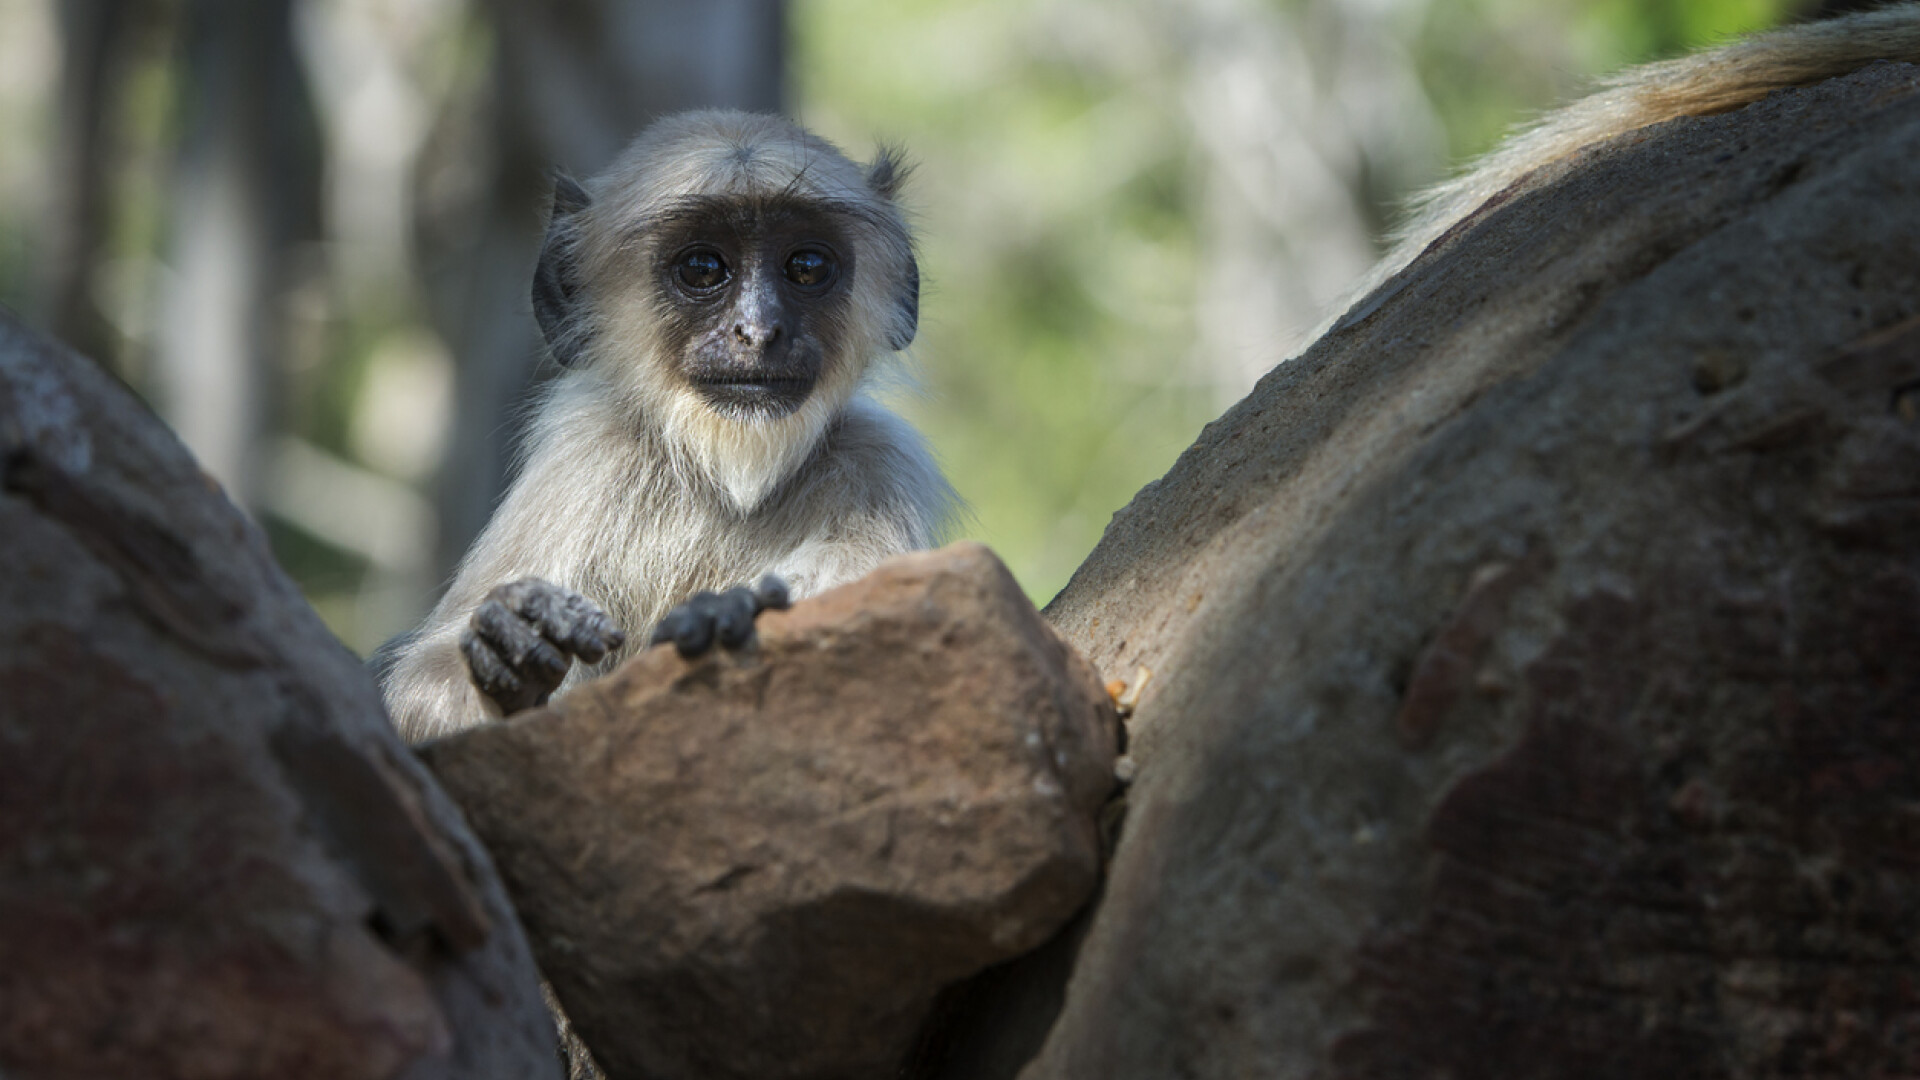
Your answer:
532,174 -> 592,367
887,255 -> 919,353
866,148 -> 919,352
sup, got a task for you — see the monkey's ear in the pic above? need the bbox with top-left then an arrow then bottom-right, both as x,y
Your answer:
533,175 -> 592,368
551,173 -> 589,216
863,149 -> 918,351
889,254 -> 919,352
865,145 -> 912,203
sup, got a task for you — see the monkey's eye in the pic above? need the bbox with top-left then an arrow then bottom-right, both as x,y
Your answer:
784,249 -> 835,288
674,248 -> 730,292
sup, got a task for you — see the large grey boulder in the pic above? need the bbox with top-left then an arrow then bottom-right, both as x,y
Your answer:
1007,63 -> 1920,1078
0,312 -> 559,1080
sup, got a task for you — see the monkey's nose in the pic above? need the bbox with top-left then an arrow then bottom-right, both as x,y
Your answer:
733,322 -> 782,347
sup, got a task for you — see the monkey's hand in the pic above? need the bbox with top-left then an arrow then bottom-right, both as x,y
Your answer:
459,578 -> 626,715
650,575 -> 791,659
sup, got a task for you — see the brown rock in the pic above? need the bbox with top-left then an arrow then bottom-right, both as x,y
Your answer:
420,542 -> 1119,1080
0,313 -> 558,1080
994,65 -> 1920,1078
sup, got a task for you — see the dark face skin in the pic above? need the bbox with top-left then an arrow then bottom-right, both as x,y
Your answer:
648,196 -> 858,419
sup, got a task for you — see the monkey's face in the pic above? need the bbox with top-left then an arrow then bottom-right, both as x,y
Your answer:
648,198 -> 856,421
530,111 -> 920,511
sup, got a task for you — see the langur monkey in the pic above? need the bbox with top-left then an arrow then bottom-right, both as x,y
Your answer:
377,111 -> 956,742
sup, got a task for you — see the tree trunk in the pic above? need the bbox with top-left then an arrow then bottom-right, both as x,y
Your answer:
151,0 -> 322,507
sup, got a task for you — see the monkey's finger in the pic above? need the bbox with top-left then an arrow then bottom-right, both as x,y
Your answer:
713,587 -> 759,649
752,574 -> 791,612
649,606 -> 707,653
496,578 -> 625,662
460,627 -> 544,714
563,621 -> 625,664
471,599 -> 570,686
554,592 -> 626,663
669,611 -> 716,657
652,592 -> 720,657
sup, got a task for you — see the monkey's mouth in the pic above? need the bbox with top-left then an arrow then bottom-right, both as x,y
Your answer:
693,375 -> 815,417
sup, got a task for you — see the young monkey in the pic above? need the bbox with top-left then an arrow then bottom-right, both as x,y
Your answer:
377,111 -> 957,743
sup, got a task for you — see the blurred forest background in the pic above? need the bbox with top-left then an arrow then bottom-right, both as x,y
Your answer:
0,0 -> 1861,656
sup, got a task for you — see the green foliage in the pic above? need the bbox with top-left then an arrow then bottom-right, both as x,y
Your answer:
0,0 -> 1809,628
795,1 -> 1219,603
1412,0 -> 1801,159
792,0 -> 1799,604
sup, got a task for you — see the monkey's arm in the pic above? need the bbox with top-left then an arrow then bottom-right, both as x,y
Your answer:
372,626 -> 496,742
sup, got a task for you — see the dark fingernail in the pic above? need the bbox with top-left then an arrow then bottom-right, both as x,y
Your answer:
674,618 -> 714,658
531,645 -> 568,680
651,611 -> 689,648
755,574 -> 791,610
716,614 -> 753,648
